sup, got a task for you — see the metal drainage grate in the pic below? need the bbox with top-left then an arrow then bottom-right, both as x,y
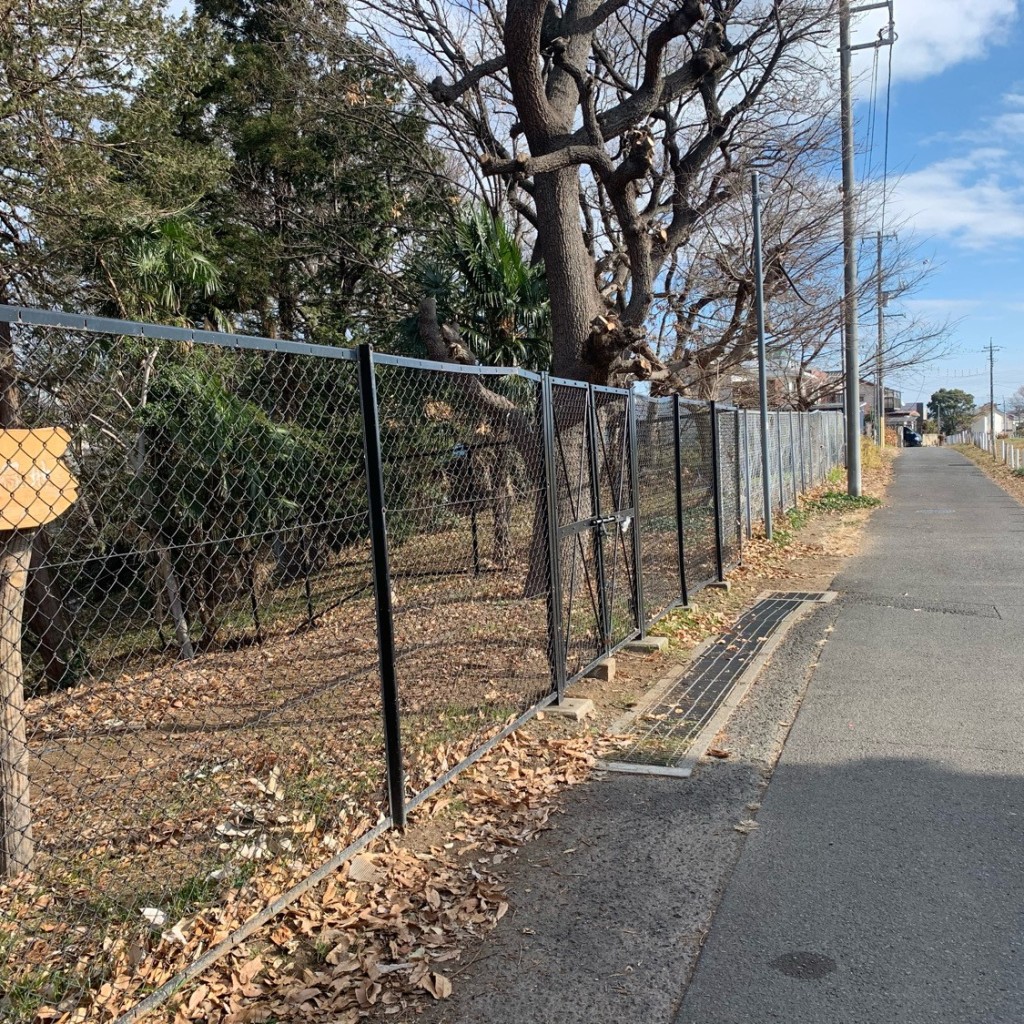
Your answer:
605,592 -> 831,774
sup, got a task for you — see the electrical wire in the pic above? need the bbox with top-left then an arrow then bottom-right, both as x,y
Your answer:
863,45 -> 881,184
879,31 -> 894,237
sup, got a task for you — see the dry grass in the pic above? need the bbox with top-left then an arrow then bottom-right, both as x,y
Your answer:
953,443 -> 1024,502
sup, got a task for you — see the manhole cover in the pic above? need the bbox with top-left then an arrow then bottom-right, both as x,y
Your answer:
771,951 -> 837,980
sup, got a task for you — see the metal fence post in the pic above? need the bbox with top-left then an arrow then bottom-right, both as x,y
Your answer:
356,344 -> 406,828
798,414 -> 808,493
776,411 -> 786,512
627,387 -> 647,634
733,408 -> 743,558
586,387 -> 612,651
709,401 -> 726,582
673,396 -> 690,606
789,410 -> 799,504
540,374 -> 567,703
742,411 -> 753,540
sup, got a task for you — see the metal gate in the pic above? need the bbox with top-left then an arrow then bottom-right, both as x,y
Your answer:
547,381 -> 641,691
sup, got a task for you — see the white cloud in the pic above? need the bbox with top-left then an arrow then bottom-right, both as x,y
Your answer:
890,148 -> 1024,249
878,0 -> 1018,81
903,298 -> 983,316
994,112 -> 1024,136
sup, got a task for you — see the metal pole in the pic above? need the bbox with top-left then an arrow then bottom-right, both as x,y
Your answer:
709,402 -> 726,581
586,387 -> 611,650
627,387 -> 646,635
989,339 -> 997,461
797,412 -> 807,493
789,410 -> 799,504
733,408 -> 743,559
777,411 -> 786,511
742,411 -> 753,540
751,171 -> 774,538
876,230 -> 886,449
356,343 -> 406,828
673,396 -> 690,607
840,0 -> 862,495
539,374 -> 567,703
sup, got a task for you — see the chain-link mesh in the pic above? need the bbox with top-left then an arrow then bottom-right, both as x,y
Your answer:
678,404 -> 718,591
0,319 -> 387,1021
633,395 -> 682,627
371,362 -> 552,801
740,412 -> 757,534
551,382 -> 601,682
0,306 -> 848,1021
592,390 -> 638,651
716,408 -> 742,571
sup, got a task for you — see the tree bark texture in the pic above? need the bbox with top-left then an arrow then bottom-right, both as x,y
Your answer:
0,530 -> 34,877
0,317 -> 35,875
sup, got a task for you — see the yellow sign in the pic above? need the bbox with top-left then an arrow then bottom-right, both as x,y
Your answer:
0,429 -> 79,530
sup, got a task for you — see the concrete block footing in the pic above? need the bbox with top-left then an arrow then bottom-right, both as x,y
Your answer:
624,636 -> 669,654
707,580 -> 732,592
584,658 -> 616,683
546,697 -> 596,722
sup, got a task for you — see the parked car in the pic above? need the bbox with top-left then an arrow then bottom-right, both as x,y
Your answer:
902,427 -> 923,447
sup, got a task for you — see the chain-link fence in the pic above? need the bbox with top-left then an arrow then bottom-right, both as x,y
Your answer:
0,305 -> 845,1022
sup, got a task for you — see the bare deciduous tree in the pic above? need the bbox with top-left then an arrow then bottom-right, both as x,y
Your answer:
355,0 -> 840,383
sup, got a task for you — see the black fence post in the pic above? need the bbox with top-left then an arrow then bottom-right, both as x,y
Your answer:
586,386 -> 612,650
626,387 -> 646,635
356,343 -> 406,828
733,408 -> 743,561
540,374 -> 567,703
709,401 -> 726,583
673,396 -> 690,606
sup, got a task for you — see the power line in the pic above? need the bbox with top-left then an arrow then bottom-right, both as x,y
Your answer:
879,28 -> 895,237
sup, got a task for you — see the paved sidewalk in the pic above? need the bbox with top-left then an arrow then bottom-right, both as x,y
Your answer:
676,447 -> 1024,1023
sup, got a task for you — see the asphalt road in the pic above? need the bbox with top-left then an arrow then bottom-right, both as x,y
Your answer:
676,447 -> 1024,1024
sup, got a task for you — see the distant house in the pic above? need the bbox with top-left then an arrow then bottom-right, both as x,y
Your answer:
885,403 -> 924,432
811,372 -> 901,414
970,404 -> 1016,436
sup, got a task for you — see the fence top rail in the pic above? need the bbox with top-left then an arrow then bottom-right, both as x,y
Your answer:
0,304 -> 359,361
371,348 -> 543,381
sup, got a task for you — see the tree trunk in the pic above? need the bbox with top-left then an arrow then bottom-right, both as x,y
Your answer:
155,543 -> 194,660
25,531 -> 77,690
491,443 -> 514,569
0,530 -> 34,877
535,169 -> 603,382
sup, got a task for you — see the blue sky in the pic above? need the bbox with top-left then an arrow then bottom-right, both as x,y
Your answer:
857,0 -> 1024,410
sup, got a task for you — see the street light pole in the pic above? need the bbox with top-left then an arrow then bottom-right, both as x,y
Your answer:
876,230 -> 885,448
751,171 -> 773,539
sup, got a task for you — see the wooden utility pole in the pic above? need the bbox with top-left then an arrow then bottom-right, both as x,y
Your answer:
0,319 -> 33,876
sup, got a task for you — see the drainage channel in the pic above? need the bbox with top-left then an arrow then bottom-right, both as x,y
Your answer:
603,592 -> 833,777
